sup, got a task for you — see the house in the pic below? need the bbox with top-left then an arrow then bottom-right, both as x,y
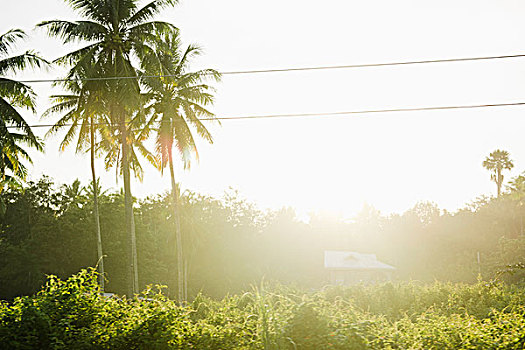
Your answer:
324,250 -> 395,285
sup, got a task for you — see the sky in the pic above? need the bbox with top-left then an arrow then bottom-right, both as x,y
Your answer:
2,0 -> 525,219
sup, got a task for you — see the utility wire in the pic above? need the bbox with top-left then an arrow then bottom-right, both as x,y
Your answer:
209,101 -> 525,120
6,53 -> 525,84
219,54 -> 525,75
7,101 -> 525,129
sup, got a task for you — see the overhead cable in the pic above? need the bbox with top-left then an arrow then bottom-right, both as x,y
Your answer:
6,101 -> 525,129
6,53 -> 525,84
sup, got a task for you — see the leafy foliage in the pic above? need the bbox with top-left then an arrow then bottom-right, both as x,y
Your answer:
1,269 -> 524,349
0,28 -> 46,204
1,176 -> 525,300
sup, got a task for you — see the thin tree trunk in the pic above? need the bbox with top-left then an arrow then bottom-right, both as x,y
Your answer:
90,119 -> 104,291
519,194 -> 524,236
121,118 -> 138,296
132,212 -> 139,292
184,258 -> 188,301
168,148 -> 184,303
497,168 -> 502,198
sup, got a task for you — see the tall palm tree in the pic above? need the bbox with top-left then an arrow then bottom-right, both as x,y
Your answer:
43,74 -> 108,290
0,29 -> 45,209
39,0 -> 178,296
483,149 -> 514,198
141,31 -> 220,301
101,100 -> 159,291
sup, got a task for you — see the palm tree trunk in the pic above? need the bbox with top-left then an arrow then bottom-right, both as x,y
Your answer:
497,169 -> 502,198
132,212 -> 139,292
121,118 -> 138,296
184,258 -> 188,301
168,148 -> 184,303
90,119 -> 104,291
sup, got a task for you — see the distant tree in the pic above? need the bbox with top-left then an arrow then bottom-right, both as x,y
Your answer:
408,201 -> 440,226
463,195 -> 492,212
507,173 -> 525,196
483,149 -> 514,198
507,173 -> 525,236
354,203 -> 382,227
62,179 -> 86,208
0,29 -> 46,210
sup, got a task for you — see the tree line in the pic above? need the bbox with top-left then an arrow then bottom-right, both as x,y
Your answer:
0,174 -> 523,300
1,0 -> 219,300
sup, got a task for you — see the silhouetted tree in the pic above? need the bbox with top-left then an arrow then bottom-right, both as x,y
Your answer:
483,149 -> 513,198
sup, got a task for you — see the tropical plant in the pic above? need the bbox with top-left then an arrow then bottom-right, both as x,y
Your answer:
39,0 -> 179,296
100,96 -> 159,293
483,149 -> 514,198
140,30 -> 220,301
0,29 -> 45,209
99,94 -> 158,184
42,74 -> 108,290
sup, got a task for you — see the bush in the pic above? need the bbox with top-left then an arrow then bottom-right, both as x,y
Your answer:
1,270 -> 524,349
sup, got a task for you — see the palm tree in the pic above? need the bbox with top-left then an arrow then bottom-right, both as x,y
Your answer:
141,31 -> 220,301
39,0 -> 178,296
100,97 -> 159,291
483,149 -> 514,198
0,29 -> 45,210
100,94 -> 159,184
43,74 -> 108,290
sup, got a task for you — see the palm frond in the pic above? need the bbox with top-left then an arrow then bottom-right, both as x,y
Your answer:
53,42 -> 101,67
0,52 -> 49,75
128,21 -> 177,41
0,78 -> 37,112
37,20 -> 107,44
0,29 -> 26,56
0,97 -> 40,150
65,0 -> 114,23
127,0 -> 179,26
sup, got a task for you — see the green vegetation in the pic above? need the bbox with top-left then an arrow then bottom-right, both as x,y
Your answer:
0,29 -> 46,208
37,0 -> 177,297
1,0 -> 524,347
36,0 -> 220,297
0,176 -> 524,300
143,30 -> 221,302
1,268 -> 524,349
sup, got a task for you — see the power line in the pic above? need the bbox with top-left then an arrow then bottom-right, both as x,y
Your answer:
8,53 -> 525,84
219,54 -> 525,75
213,101 -> 525,120
7,101 -> 525,129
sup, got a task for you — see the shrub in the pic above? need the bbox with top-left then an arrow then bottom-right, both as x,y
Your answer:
1,270 -> 524,349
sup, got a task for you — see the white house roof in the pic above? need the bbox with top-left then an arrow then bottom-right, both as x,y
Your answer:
324,251 -> 396,271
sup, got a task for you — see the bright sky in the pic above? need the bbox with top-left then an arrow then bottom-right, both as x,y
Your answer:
3,0 -> 525,218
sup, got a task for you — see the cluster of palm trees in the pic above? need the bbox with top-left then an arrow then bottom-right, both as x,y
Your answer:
1,0 -> 220,301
